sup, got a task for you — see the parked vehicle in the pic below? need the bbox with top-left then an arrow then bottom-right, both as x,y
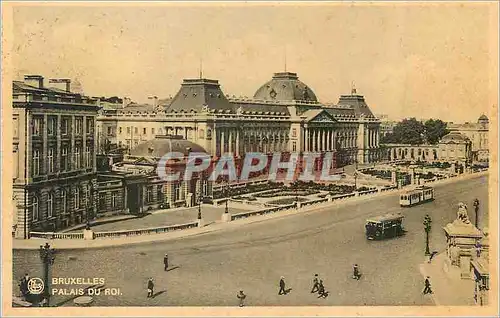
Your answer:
400,186 -> 434,207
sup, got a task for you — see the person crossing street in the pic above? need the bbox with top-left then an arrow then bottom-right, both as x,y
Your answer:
164,254 -> 169,271
278,276 -> 287,295
352,264 -> 361,280
310,274 -> 320,293
423,276 -> 433,294
237,290 -> 246,307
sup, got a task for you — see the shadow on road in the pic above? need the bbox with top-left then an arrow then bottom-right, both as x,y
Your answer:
166,266 -> 180,272
151,290 -> 166,298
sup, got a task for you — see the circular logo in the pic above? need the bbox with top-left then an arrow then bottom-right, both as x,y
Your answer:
27,277 -> 44,295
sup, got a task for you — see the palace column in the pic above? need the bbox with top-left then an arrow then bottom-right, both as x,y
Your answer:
228,128 -> 233,154
321,129 -> 326,152
236,129 -> 240,156
304,127 -> 308,152
327,130 -> 332,151
220,129 -> 225,154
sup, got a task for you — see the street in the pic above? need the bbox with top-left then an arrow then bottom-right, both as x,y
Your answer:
13,174 -> 489,306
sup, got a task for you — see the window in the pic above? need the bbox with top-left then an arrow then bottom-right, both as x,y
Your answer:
33,149 -> 41,176
292,141 -> 297,152
157,185 -> 163,201
146,186 -> 153,203
119,127 -> 123,134
152,128 -> 155,135
74,188 -> 80,209
127,127 -> 131,134
61,146 -> 68,171
111,191 -> 118,208
85,145 -> 91,167
107,127 -> 112,135
47,116 -> 57,136
61,117 -> 70,135
158,128 -> 163,135
174,183 -> 180,201
13,116 -> 19,138
74,146 -> 81,169
47,148 -> 55,173
32,117 -> 42,136
75,117 -> 83,134
32,195 -> 39,221
47,192 -> 54,218
203,181 -> 208,196
143,128 -> 147,135
292,128 -> 297,138
61,189 -> 67,214
86,118 -> 94,134
99,193 -> 106,210
134,127 -> 138,134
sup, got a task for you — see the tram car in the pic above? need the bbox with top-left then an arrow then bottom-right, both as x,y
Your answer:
399,186 -> 435,207
365,213 -> 405,240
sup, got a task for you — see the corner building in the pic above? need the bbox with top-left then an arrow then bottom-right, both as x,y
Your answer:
99,71 -> 382,168
12,75 -> 99,238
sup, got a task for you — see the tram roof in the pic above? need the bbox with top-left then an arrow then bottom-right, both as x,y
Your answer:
366,213 -> 404,223
402,185 -> 434,194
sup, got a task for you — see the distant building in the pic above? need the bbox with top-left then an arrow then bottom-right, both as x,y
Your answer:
12,75 -> 99,238
448,115 -> 489,162
376,114 -> 398,138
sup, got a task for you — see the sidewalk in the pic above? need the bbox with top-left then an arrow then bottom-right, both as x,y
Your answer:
418,252 -> 476,306
13,171 -> 488,251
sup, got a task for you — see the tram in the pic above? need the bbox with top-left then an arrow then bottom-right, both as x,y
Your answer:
399,186 -> 435,207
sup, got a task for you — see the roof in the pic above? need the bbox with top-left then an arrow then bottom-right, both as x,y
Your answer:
403,185 -> 434,194
366,213 -> 404,223
129,135 -> 206,158
13,80 -> 82,97
253,72 -> 318,102
336,94 -> 376,119
166,78 -> 235,113
440,131 -> 471,143
230,101 -> 290,116
478,114 -> 489,121
116,103 -> 156,114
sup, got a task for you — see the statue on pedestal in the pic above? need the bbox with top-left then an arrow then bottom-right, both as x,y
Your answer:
456,202 -> 471,224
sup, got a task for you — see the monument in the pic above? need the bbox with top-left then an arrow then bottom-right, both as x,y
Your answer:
443,202 -> 483,279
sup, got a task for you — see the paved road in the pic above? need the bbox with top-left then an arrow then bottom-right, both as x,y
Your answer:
13,174 -> 489,307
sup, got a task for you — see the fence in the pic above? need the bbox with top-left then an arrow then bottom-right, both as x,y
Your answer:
231,203 -> 296,221
29,232 -> 84,240
93,221 -> 199,239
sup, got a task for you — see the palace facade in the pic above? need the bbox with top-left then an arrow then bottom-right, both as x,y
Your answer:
98,72 -> 382,167
448,115 -> 489,162
12,76 -> 99,238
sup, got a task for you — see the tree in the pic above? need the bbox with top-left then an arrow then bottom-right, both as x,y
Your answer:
424,119 -> 449,144
381,118 -> 425,145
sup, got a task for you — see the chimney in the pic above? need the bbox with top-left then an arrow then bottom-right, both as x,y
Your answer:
48,78 -> 71,92
148,96 -> 159,108
24,75 -> 44,89
122,97 -> 131,108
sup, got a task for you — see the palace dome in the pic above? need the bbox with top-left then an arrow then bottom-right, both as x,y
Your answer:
253,72 -> 318,102
130,135 -> 206,158
440,132 -> 470,143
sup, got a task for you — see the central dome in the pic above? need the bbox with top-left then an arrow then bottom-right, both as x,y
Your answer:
253,72 -> 318,102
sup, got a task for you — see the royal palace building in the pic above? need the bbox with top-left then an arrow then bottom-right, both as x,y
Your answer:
12,76 -> 99,238
448,115 -> 489,162
98,71 -> 382,167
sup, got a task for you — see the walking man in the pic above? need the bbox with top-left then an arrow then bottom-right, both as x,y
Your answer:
317,280 -> 328,298
19,273 -> 30,299
164,254 -> 169,271
423,276 -> 433,294
278,276 -> 287,295
311,274 -> 320,293
147,278 -> 155,298
352,264 -> 361,280
237,290 -> 246,307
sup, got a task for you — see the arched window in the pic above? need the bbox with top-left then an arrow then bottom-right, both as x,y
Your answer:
32,195 -> 39,221
47,192 -> 54,218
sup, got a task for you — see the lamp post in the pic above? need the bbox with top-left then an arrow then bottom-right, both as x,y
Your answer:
224,181 -> 229,214
39,242 -> 55,306
423,214 -> 432,256
353,171 -> 358,190
473,198 -> 480,229
86,183 -> 95,230
197,190 -> 203,220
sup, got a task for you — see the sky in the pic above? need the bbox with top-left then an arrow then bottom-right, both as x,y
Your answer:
8,2 -> 498,122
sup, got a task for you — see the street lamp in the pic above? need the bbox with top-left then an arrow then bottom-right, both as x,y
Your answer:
39,242 -> 55,306
423,214 -> 432,256
224,181 -> 229,214
197,190 -> 203,220
473,198 -> 480,228
353,171 -> 358,190
86,183 -> 95,230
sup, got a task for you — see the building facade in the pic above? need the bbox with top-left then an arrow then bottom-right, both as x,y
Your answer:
12,75 -> 99,238
448,115 -> 489,162
383,131 -> 473,165
98,72 -> 382,168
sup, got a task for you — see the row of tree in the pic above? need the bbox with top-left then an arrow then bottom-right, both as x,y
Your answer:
381,118 -> 449,145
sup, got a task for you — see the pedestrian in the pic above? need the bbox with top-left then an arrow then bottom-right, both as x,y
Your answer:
317,280 -> 327,298
19,273 -> 30,299
164,254 -> 169,271
237,290 -> 246,307
352,264 -> 361,280
423,276 -> 433,294
475,241 -> 482,258
278,276 -> 286,295
310,274 -> 320,293
147,278 -> 154,298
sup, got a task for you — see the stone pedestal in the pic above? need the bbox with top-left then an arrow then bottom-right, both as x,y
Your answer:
185,193 -> 193,208
296,201 -> 302,209
450,162 -> 456,174
391,171 -> 397,184
222,213 -> 232,222
443,219 -> 483,280
327,195 -> 332,202
197,219 -> 206,227
83,229 -> 94,240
